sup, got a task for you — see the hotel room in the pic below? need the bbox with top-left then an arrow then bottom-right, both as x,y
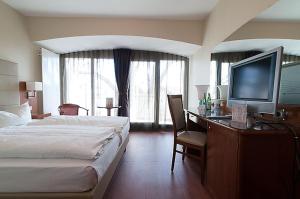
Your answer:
0,0 -> 299,198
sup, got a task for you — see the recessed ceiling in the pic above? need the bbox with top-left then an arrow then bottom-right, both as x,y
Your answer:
214,39 -> 300,56
3,0 -> 218,20
35,35 -> 201,56
256,0 -> 300,22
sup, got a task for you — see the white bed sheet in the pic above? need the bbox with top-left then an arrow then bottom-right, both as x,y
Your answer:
0,120 -> 130,193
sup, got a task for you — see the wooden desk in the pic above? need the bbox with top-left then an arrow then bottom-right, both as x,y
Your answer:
186,108 -> 297,199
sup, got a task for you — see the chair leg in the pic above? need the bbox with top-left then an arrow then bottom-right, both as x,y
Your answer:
182,146 -> 186,161
171,143 -> 177,172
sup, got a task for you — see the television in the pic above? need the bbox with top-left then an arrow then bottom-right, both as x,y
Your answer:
227,47 -> 283,115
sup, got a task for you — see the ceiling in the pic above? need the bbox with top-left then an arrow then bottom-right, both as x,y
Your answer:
36,35 -> 201,56
256,0 -> 300,21
214,39 -> 300,56
3,0 -> 218,20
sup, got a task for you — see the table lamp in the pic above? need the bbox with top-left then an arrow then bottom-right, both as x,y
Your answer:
26,81 -> 43,98
195,85 -> 209,100
106,98 -> 113,108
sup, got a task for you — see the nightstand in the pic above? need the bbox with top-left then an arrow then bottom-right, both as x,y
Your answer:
31,113 -> 51,119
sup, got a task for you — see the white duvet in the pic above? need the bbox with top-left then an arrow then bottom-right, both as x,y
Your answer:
29,116 -> 129,133
0,125 -> 115,160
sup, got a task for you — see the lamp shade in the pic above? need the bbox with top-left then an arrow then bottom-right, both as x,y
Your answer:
195,85 -> 209,99
26,82 -> 43,91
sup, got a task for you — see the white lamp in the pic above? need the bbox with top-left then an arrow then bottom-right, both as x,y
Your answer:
195,85 -> 209,100
106,98 -> 113,108
26,81 -> 43,98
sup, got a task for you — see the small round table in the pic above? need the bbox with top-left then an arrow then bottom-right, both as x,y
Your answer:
97,106 -> 121,116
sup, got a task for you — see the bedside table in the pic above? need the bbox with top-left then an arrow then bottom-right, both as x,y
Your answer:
31,113 -> 51,119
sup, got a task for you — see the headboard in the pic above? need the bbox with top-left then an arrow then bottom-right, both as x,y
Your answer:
0,59 -> 19,109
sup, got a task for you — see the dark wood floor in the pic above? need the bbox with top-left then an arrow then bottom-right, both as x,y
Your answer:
103,131 -> 211,199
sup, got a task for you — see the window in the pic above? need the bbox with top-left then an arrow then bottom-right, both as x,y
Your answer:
129,53 -> 187,125
63,50 -> 188,122
221,62 -> 230,85
130,61 -> 156,123
210,61 -> 231,99
65,58 -> 92,114
159,60 -> 185,124
94,58 -> 118,116
64,52 -> 118,116
209,61 -> 217,99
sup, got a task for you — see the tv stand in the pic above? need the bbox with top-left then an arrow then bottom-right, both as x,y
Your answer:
186,108 -> 298,199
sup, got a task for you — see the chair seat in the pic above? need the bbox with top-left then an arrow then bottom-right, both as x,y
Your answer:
177,131 -> 207,147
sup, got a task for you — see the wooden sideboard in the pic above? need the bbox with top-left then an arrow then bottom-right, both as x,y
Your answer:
187,109 -> 298,199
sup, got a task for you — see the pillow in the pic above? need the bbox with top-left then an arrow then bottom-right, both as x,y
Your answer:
0,111 -> 23,128
4,102 -> 32,124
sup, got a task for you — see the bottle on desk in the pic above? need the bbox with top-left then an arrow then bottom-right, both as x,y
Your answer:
198,93 -> 207,115
207,93 -> 212,110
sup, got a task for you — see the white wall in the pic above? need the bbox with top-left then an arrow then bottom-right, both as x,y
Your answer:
0,1 -> 40,81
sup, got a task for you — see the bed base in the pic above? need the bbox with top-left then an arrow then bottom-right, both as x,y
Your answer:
0,134 -> 129,199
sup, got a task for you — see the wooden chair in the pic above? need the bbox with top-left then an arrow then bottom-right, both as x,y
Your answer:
167,95 -> 207,183
58,104 -> 89,116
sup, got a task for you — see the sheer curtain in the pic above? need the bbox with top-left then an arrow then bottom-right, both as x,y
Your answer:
130,51 -> 188,126
62,50 -> 118,116
209,61 -> 218,99
62,50 -> 188,125
159,57 -> 186,124
64,52 -> 92,115
130,52 -> 156,123
94,51 -> 118,116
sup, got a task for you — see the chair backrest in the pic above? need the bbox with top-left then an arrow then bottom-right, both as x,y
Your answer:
58,104 -> 88,116
167,95 -> 186,134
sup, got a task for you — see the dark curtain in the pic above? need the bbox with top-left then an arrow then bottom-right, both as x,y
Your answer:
211,50 -> 300,64
283,54 -> 300,63
211,50 -> 262,63
113,49 -> 132,116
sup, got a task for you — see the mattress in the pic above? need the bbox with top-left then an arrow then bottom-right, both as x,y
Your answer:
0,120 -> 130,193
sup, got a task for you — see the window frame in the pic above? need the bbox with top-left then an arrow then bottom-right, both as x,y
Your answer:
129,53 -> 189,129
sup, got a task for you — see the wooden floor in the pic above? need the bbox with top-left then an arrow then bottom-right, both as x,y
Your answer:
103,131 -> 211,199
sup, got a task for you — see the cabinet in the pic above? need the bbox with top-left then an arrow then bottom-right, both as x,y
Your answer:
205,121 -> 295,199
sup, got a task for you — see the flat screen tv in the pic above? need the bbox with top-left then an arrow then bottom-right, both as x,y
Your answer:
227,47 -> 283,114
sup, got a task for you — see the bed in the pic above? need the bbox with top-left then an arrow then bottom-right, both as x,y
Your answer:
0,117 -> 130,199
0,59 -> 129,199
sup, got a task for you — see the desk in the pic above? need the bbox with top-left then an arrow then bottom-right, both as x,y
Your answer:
186,108 -> 296,199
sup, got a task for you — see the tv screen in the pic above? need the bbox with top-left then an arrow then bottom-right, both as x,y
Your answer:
231,54 -> 276,101
227,47 -> 283,114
